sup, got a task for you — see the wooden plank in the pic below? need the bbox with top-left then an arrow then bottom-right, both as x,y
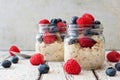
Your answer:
41,62 -> 66,80
95,51 -> 120,80
64,68 -> 96,80
41,62 -> 96,80
66,70 -> 96,80
0,51 -> 39,80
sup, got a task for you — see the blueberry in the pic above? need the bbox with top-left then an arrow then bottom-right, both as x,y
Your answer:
62,20 -> 66,23
57,18 -> 62,23
11,56 -> 19,64
51,18 -> 58,24
38,64 -> 50,74
60,33 -> 66,41
93,20 -> 101,24
49,25 -> 58,33
71,16 -> 78,24
68,37 -> 78,45
115,63 -> 120,71
105,67 -> 116,76
84,29 -> 92,36
36,34 -> 43,43
84,29 -> 99,36
1,60 -> 12,68
93,20 -> 101,28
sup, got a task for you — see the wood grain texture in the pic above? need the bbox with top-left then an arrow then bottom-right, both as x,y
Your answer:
41,62 -> 96,80
41,62 -> 66,80
0,51 -> 38,80
0,51 -> 120,80
95,51 -> 120,80
64,70 -> 96,80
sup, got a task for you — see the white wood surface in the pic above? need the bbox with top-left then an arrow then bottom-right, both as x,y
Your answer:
95,51 -> 120,80
0,51 -> 120,80
41,62 -> 66,80
0,51 -> 38,80
64,70 -> 96,80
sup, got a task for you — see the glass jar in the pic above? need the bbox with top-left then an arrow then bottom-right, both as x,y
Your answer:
35,24 -> 66,61
64,24 -> 105,69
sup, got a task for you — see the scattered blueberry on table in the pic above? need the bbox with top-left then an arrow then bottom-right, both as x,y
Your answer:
1,60 -> 12,68
38,64 -> 50,74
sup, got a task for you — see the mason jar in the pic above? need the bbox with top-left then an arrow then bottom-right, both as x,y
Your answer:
64,24 -> 105,69
35,24 -> 66,61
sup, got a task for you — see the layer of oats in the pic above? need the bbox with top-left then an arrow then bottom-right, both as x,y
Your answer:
64,35 -> 105,69
35,33 -> 64,61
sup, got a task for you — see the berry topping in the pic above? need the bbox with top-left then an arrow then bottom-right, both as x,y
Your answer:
39,19 -> 50,24
9,45 -> 20,56
30,53 -> 44,66
82,13 -> 94,21
38,64 -> 50,74
43,31 -> 57,44
56,18 -> 62,23
64,59 -> 81,74
62,20 -> 67,23
92,20 -> 101,29
1,60 -> 12,68
57,22 -> 66,33
115,63 -> 120,71
76,17 -> 93,28
11,56 -> 19,64
50,18 -> 58,24
79,36 -> 96,48
105,67 -> 116,76
49,25 -> 58,33
71,16 -> 78,24
93,20 -> 101,25
106,50 -> 120,62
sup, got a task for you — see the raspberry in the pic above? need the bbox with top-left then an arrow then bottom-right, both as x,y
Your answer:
57,22 -> 66,33
64,59 -> 81,74
9,45 -> 20,56
107,50 -> 120,62
79,36 -> 96,48
30,53 -> 44,66
43,31 -> 57,44
82,13 -> 94,21
39,19 -> 50,24
76,17 -> 93,28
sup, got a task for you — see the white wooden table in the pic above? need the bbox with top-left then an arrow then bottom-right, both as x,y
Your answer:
0,51 -> 120,80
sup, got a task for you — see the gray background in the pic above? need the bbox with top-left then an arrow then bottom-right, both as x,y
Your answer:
0,0 -> 120,50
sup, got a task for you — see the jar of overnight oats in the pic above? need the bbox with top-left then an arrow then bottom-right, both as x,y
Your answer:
64,22 -> 105,69
35,19 -> 66,61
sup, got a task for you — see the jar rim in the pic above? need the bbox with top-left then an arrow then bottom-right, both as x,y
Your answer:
67,24 -> 103,30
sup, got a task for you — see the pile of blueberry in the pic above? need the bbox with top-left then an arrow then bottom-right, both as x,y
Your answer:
106,63 -> 120,76
1,56 -> 19,68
